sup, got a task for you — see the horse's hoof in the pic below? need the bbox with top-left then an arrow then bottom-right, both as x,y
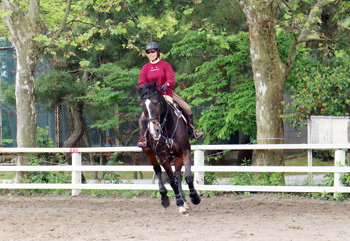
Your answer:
190,192 -> 201,205
179,206 -> 189,216
161,196 -> 170,208
184,202 -> 191,211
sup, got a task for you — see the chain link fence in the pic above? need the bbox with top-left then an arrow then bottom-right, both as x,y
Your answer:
1,40 -> 239,148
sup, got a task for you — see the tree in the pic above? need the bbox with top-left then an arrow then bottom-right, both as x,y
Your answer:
238,0 -> 342,165
283,55 -> 350,130
171,30 -> 256,144
1,0 -> 42,147
0,0 -> 75,148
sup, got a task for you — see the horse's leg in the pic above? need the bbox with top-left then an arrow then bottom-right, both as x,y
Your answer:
162,159 -> 188,215
174,157 -> 189,210
184,150 -> 201,205
143,148 -> 169,208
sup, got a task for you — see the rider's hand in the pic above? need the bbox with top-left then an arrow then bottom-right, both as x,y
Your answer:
160,84 -> 168,92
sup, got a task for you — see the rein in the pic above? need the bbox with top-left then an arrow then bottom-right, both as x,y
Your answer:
144,92 -> 181,159
141,91 -> 157,99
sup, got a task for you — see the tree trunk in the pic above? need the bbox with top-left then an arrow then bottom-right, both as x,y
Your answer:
239,1 -> 285,165
238,0 -> 337,165
64,102 -> 85,164
3,0 -> 40,183
2,0 -> 39,148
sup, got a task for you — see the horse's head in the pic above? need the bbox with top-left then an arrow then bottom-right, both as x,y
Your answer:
135,81 -> 165,141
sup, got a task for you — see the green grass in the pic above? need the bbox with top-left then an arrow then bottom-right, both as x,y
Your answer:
0,172 -> 14,179
0,171 -> 155,181
284,152 -> 333,166
284,152 -> 333,176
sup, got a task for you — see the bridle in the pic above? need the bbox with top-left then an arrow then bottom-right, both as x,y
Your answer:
142,91 -> 169,127
141,90 -> 181,159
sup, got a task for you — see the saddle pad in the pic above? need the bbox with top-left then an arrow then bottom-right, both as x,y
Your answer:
163,95 -> 173,103
164,96 -> 187,124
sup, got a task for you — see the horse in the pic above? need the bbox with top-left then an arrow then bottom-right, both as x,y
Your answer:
134,81 -> 201,215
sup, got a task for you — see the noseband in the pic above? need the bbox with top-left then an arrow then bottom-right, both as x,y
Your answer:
141,89 -> 181,159
142,91 -> 168,124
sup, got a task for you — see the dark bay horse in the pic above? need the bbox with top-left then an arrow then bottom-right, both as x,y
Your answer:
135,81 -> 201,215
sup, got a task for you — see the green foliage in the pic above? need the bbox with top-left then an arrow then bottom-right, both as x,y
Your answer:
340,172 -> 350,187
36,70 -> 87,108
84,63 -> 140,134
37,126 -> 54,148
23,126 -> 67,188
204,171 -> 217,185
24,159 -> 70,184
99,172 -> 121,184
2,139 -> 13,147
310,170 -> 350,201
283,55 -> 350,130
97,158 -> 123,184
0,82 -> 16,106
172,30 -> 256,143
36,126 -> 64,163
229,159 -> 285,186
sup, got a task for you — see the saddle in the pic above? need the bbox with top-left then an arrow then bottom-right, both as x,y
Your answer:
137,96 -> 187,148
163,95 -> 187,124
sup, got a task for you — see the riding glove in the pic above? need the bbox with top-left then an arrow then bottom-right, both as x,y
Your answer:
160,84 -> 168,92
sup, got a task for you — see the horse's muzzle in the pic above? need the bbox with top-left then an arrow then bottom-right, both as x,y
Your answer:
148,121 -> 161,141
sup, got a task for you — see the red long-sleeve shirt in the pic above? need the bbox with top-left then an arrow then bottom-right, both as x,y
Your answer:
139,60 -> 175,97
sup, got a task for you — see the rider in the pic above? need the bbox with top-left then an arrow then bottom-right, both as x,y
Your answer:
137,41 -> 204,148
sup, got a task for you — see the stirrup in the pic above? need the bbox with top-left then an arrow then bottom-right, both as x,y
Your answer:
137,137 -> 147,148
193,129 -> 204,139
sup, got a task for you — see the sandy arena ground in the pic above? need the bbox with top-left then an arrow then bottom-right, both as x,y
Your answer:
0,193 -> 350,241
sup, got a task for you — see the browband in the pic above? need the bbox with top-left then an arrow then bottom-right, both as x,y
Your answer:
141,91 -> 158,99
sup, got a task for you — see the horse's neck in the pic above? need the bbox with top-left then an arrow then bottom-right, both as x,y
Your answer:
160,101 -> 174,125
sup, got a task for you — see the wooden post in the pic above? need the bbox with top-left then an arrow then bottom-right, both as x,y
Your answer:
307,119 -> 312,184
194,150 -> 204,188
72,152 -> 82,196
0,52 -> 2,148
334,149 -> 345,197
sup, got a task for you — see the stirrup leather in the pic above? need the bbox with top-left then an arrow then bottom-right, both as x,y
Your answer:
137,125 -> 148,148
193,129 -> 204,139
137,137 -> 147,148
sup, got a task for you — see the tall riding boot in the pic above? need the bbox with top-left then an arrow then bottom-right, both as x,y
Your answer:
137,120 -> 149,147
186,114 -> 204,140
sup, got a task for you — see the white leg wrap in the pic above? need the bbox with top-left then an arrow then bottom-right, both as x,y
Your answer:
179,206 -> 189,216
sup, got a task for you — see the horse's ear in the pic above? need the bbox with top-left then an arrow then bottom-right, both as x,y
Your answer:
134,83 -> 141,94
153,79 -> 157,89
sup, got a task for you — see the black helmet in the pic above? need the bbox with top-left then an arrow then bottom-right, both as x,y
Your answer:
146,42 -> 160,52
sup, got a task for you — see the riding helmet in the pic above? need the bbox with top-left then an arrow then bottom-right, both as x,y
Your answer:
146,42 -> 160,52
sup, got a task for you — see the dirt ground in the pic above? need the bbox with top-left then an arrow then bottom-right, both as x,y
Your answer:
1,193 -> 350,241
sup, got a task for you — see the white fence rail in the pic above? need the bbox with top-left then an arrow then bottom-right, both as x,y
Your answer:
1,144 -> 350,196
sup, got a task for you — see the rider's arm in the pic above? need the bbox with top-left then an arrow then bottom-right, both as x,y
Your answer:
164,62 -> 175,89
139,65 -> 148,87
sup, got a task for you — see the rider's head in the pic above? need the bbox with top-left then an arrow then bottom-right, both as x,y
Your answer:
146,42 -> 160,62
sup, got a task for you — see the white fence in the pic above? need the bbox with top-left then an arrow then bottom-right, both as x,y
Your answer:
1,144 -> 350,196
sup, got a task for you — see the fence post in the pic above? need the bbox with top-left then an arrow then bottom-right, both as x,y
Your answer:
307,119 -> 313,185
72,152 -> 82,196
194,150 -> 204,188
334,149 -> 345,197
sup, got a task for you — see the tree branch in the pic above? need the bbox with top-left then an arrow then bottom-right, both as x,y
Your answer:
282,0 -> 293,12
285,0 -> 337,76
54,0 -> 72,39
28,0 -> 40,24
0,46 -> 15,50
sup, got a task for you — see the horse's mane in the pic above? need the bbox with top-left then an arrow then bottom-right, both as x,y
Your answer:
139,82 -> 169,118
139,83 -> 157,98
140,83 -> 166,103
